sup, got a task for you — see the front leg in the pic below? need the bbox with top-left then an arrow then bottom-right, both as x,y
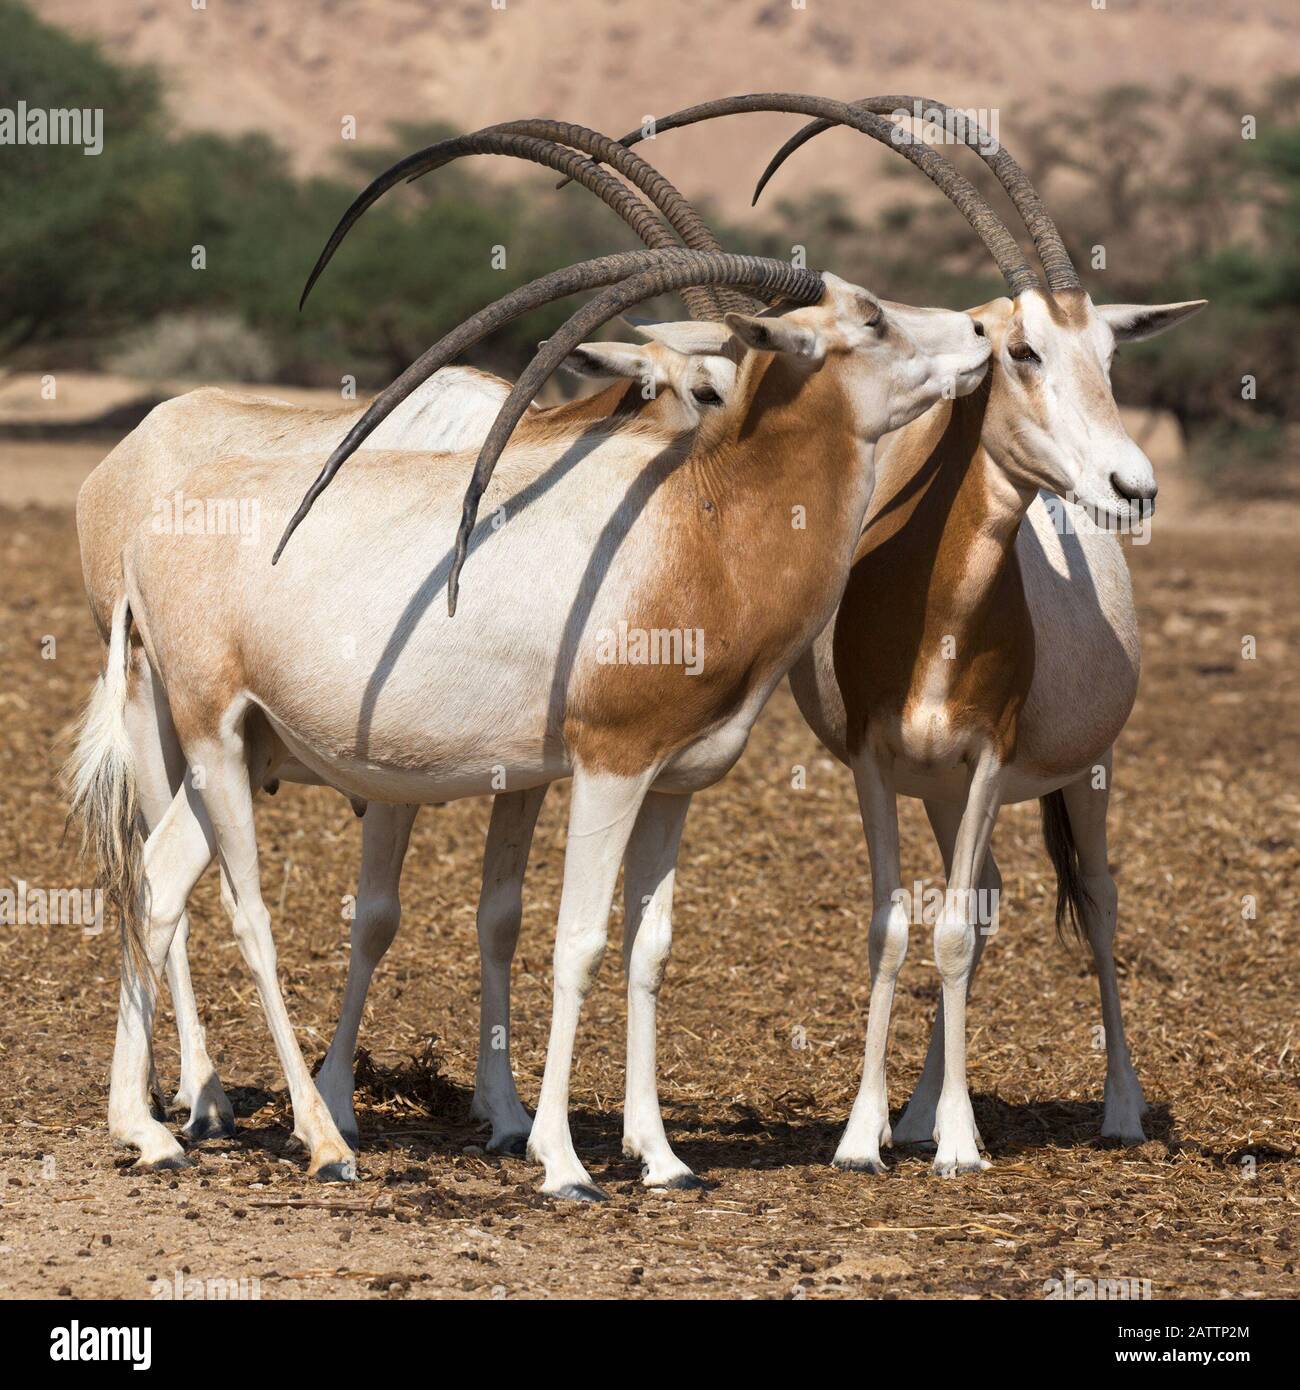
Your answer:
930,749 -> 1004,1176
528,767 -> 654,1200
621,790 -> 697,1188
892,798 -> 999,1147
834,744 -> 908,1173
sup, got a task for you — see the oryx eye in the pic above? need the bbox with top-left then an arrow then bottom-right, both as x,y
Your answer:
1008,341 -> 1041,364
691,384 -> 723,405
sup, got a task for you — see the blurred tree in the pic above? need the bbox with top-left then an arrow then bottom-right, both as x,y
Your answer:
1,0 -> 1297,490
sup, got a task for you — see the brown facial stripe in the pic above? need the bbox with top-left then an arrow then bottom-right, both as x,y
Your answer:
834,380 -> 1035,764
570,354 -> 868,776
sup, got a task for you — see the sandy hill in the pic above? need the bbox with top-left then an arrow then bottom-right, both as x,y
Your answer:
40,0 -> 1300,216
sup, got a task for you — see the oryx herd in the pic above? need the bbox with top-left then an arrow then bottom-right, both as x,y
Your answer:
68,93 -> 1204,1200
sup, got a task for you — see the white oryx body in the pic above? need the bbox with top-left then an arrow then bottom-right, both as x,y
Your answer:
72,272 -> 989,1196
787,287 -> 1204,1175
76,339 -> 742,1151
79,368 -> 518,641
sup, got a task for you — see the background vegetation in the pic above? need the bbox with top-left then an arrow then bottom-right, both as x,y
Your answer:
2,1 -> 1295,489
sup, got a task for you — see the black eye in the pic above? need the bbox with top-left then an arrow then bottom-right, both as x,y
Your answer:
1008,341 -> 1041,364
691,384 -> 722,405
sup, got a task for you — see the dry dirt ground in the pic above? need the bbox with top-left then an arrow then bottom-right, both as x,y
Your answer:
0,471 -> 1296,1301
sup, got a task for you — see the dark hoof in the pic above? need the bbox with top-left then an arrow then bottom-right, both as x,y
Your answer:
550,1182 -> 608,1203
149,1096 -> 168,1123
140,1152 -> 192,1172
181,1112 -> 237,1143
313,1158 -> 357,1183
650,1172 -> 708,1191
490,1133 -> 529,1156
833,1156 -> 889,1174
932,1159 -> 989,1177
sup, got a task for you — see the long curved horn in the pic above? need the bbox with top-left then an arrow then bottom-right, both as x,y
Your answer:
751,96 -> 1080,291
299,122 -> 757,317
583,94 -> 1040,296
272,249 -> 815,564
299,129 -> 719,320
446,253 -> 824,614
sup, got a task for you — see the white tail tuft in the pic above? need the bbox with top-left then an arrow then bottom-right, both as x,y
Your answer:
64,596 -> 148,978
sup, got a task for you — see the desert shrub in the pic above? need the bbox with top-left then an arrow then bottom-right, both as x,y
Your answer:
105,312 -> 277,382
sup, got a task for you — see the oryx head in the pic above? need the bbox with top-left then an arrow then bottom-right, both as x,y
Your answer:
969,289 -> 1205,524
720,271 -> 991,438
596,93 -> 1209,527
559,319 -> 743,433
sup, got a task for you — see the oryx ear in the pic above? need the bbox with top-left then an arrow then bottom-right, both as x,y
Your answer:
560,341 -> 653,380
1098,299 -> 1207,343
626,318 -> 736,356
723,311 -> 818,358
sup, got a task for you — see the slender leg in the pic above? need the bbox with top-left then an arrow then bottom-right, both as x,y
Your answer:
470,787 -> 547,1154
621,790 -> 696,1188
122,656 -> 235,1142
528,767 -> 653,1200
185,720 -> 355,1180
107,780 -> 218,1169
892,798 -> 999,1146
1061,755 -> 1147,1142
315,802 -> 419,1147
834,744 -> 909,1173
930,748 -> 1004,1176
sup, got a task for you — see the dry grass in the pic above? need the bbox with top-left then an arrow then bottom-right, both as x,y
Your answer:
0,503 -> 1296,1300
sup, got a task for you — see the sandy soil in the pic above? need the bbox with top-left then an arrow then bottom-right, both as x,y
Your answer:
0,485 -> 1296,1301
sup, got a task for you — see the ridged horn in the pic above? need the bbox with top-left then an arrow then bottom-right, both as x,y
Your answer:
752,95 -> 1080,291
446,252 -> 824,613
299,123 -> 759,318
272,249 -> 813,564
588,94 -> 1041,295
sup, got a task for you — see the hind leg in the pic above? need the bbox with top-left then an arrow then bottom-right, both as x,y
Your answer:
1061,755 -> 1147,1142
315,802 -> 418,1148
892,798 -> 998,1146
182,709 -> 354,1179
471,787 -> 547,1154
108,781 -> 218,1169
123,655 -> 235,1142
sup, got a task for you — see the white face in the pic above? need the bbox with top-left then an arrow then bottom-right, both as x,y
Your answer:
979,288 -> 1206,525
726,272 -> 992,441
560,336 -> 738,431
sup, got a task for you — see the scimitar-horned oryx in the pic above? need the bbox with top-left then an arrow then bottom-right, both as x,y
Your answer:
74,120 -> 771,1150
600,92 -> 1204,1173
70,246 -> 989,1197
